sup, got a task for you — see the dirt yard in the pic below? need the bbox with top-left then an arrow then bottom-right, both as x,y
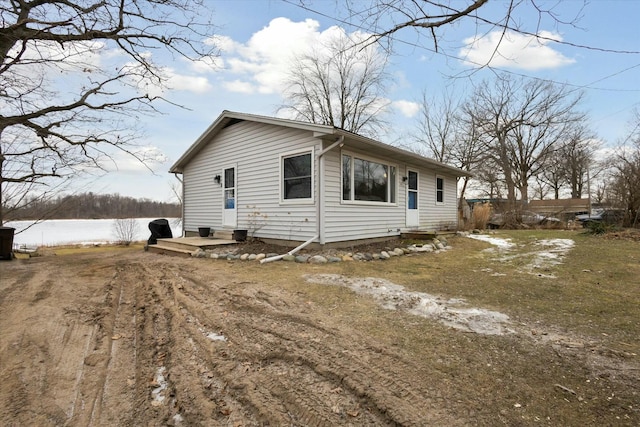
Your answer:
1,233 -> 638,426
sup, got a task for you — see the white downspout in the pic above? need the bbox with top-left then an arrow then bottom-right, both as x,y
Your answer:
316,135 -> 345,245
259,234 -> 319,264
174,173 -> 185,237
260,135 -> 344,264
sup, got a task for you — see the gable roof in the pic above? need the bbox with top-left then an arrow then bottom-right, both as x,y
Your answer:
169,110 -> 472,177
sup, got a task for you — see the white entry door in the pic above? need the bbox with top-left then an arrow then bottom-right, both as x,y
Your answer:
222,166 -> 237,228
406,170 -> 419,227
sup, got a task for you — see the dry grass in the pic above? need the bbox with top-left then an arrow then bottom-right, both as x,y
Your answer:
228,230 -> 640,425
36,242 -> 146,256
471,202 -> 492,229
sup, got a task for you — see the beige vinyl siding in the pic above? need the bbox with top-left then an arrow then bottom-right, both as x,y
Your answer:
182,121 -> 320,240
322,148 -> 407,243
418,171 -> 458,229
321,148 -> 459,243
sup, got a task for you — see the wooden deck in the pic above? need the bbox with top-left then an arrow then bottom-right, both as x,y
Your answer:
147,236 -> 237,257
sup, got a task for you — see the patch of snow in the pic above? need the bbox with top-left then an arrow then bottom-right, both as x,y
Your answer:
525,238 -> 575,276
305,274 -> 514,336
151,366 -> 168,405
467,234 -> 515,249
469,235 -> 575,278
206,332 -> 227,342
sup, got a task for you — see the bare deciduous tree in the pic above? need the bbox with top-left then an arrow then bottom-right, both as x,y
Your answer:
0,0 -> 217,225
560,125 -> 599,199
413,90 -> 459,163
466,74 -> 585,205
341,0 -> 593,61
413,89 -> 484,217
279,29 -> 390,136
607,110 -> 640,227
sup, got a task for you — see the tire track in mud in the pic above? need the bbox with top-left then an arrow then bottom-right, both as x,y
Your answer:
109,260 -> 189,425
138,260 -> 464,426
62,258 -> 170,426
68,264 -> 135,426
0,261 -> 79,425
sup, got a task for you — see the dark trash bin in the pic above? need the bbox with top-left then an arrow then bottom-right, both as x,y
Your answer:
198,227 -> 211,238
233,229 -> 248,242
0,227 -> 15,260
148,219 -> 173,245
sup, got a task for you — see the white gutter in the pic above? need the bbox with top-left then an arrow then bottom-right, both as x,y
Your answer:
259,234 -> 319,264
260,135 -> 344,264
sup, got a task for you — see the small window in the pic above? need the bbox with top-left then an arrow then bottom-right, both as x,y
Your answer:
224,167 -> 235,209
408,171 -> 418,209
436,176 -> 444,204
282,152 -> 312,201
342,154 -> 351,201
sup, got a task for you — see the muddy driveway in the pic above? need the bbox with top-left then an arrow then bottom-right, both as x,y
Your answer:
0,241 -> 638,426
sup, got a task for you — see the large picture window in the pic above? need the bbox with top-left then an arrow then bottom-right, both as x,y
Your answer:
342,153 -> 396,204
282,152 -> 312,201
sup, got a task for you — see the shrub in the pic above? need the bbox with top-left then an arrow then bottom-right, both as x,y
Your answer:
472,203 -> 492,229
584,221 -> 609,235
113,218 -> 139,246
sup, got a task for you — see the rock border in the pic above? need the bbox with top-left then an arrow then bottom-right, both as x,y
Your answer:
191,232 -> 470,263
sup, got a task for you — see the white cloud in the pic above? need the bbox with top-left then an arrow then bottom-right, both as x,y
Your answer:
123,61 -> 213,97
459,30 -> 575,70
220,17 -> 322,94
205,35 -> 238,53
101,145 -> 169,173
224,79 -> 256,94
216,18 -> 385,96
166,71 -> 212,94
392,100 -> 420,118
189,55 -> 224,73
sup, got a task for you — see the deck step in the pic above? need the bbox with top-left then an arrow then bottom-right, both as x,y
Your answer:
148,236 -> 238,257
401,231 -> 437,240
214,230 -> 234,240
147,245 -> 193,258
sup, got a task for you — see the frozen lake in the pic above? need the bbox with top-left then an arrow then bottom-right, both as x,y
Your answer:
5,218 -> 182,248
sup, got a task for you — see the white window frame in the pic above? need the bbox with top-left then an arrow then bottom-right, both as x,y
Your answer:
280,148 -> 314,205
436,175 -> 445,205
341,151 -> 397,206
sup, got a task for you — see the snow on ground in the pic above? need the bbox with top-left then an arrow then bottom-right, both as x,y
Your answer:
527,239 -> 575,276
467,234 -> 575,278
305,274 -> 514,336
467,234 -> 516,250
6,218 -> 182,247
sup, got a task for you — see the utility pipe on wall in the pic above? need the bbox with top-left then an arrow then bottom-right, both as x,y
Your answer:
259,234 -> 319,264
260,135 -> 344,264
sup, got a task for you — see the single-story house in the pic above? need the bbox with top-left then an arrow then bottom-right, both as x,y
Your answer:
169,110 -> 472,247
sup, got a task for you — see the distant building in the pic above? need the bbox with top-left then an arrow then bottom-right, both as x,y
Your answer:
528,198 -> 591,221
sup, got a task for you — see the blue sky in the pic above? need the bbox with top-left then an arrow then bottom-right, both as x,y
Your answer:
85,0 -> 640,202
